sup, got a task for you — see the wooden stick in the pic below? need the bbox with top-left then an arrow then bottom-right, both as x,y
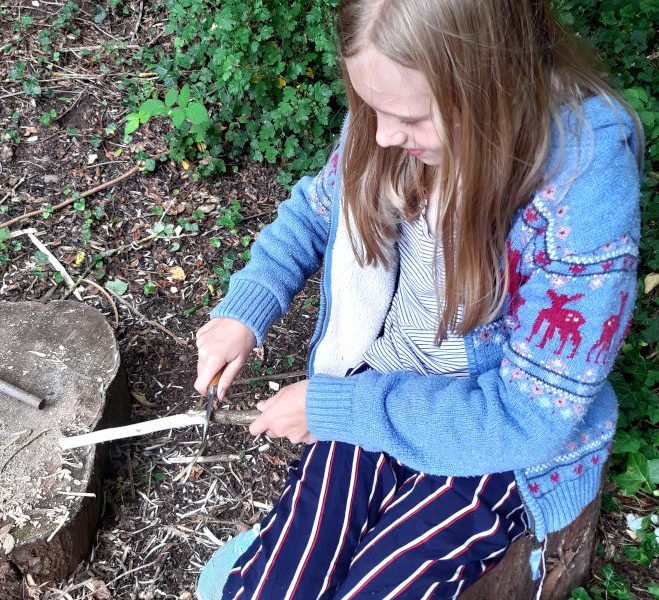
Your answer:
0,378 -> 45,409
0,164 -> 140,229
27,232 -> 83,301
59,409 -> 259,450
165,454 -> 242,464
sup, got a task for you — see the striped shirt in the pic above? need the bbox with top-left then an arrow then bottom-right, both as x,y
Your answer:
363,211 -> 469,377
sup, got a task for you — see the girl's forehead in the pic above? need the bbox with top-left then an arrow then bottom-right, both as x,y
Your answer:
345,45 -> 434,117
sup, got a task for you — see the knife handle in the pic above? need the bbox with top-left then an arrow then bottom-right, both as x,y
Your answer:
207,369 -> 223,397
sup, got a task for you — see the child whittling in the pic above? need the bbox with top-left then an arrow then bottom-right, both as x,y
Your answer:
195,0 -> 642,598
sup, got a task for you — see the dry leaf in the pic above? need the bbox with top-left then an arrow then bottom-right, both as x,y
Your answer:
91,580 -> 111,600
167,202 -> 187,216
1,532 -> 15,554
43,174 -> 59,183
24,574 -> 41,600
170,266 -> 186,281
188,464 -> 204,481
87,153 -> 98,165
644,273 -> 659,295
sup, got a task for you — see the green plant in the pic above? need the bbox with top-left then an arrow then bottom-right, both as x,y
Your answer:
40,109 -> 57,126
216,199 -> 243,231
124,85 -> 226,175
52,1 -> 81,35
126,0 -> 344,183
623,512 -> 659,568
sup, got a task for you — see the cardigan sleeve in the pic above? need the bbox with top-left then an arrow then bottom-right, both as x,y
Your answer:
306,97 -> 642,476
210,147 -> 339,346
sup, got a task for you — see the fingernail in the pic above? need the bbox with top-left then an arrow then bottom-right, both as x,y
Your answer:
256,402 -> 264,411
217,387 -> 225,401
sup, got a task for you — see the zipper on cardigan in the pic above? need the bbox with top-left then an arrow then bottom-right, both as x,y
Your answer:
307,194 -> 334,377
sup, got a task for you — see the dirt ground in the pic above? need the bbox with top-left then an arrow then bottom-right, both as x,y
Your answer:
0,2 -> 655,599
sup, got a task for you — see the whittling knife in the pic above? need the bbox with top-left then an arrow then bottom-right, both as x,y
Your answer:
202,371 -> 223,444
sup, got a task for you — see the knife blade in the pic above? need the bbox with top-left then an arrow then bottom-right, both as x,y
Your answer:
202,370 -> 223,444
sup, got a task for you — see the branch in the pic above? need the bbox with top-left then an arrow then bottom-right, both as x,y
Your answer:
27,231 -> 83,301
0,164 -> 140,229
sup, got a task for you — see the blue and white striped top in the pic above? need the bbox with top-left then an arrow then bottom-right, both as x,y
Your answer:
363,211 -> 469,377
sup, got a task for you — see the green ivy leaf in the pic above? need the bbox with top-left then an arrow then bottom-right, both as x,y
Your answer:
648,459 -> 659,485
613,430 -> 642,454
614,453 -> 652,495
105,280 -> 129,296
186,102 -> 209,125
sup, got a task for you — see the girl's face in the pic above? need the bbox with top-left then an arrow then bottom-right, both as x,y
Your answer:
346,44 -> 444,165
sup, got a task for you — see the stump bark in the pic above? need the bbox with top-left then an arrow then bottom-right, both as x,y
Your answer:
461,491 -> 602,599
0,300 -> 129,597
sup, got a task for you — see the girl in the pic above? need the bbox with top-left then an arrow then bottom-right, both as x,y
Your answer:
195,0 -> 642,598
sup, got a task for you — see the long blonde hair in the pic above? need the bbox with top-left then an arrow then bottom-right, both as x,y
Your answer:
337,0 -> 639,340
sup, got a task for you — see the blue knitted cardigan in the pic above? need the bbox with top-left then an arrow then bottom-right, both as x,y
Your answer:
212,96 -> 641,542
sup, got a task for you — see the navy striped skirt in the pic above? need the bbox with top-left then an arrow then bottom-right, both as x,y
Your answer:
222,441 -> 528,599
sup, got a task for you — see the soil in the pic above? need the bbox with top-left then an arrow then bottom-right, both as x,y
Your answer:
0,2 -> 655,599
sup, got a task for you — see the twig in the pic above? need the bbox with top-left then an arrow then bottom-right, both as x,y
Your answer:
0,91 -> 25,100
0,176 -> 26,205
132,0 -> 144,41
58,409 -> 258,449
166,454 -> 242,464
60,233 -> 157,300
105,288 -> 189,346
27,231 -> 83,301
234,370 -> 308,386
81,277 -> 119,327
0,164 -> 140,229
52,91 -> 84,123
1,430 -> 48,473
7,227 -> 37,239
0,377 -> 45,409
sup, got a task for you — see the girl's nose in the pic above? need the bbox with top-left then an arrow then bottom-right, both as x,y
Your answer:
375,115 -> 407,148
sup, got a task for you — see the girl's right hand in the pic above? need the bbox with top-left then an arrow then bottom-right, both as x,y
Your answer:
195,317 -> 257,400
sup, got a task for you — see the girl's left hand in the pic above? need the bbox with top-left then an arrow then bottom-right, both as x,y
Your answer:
249,380 -> 316,445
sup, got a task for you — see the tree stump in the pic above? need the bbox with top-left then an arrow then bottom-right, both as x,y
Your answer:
461,492 -> 602,599
0,300 -> 129,598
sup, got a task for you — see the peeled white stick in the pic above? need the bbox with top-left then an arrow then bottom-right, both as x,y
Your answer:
59,411 -> 206,450
58,409 -> 259,450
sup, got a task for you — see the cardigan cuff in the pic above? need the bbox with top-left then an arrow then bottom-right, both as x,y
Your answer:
306,375 -> 357,441
210,279 -> 282,347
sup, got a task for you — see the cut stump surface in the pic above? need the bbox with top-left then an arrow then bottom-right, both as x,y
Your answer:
0,300 -> 128,596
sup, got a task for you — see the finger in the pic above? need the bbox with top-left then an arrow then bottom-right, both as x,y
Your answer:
216,357 -> 245,399
249,414 -> 268,437
194,356 -> 226,396
256,394 -> 278,412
